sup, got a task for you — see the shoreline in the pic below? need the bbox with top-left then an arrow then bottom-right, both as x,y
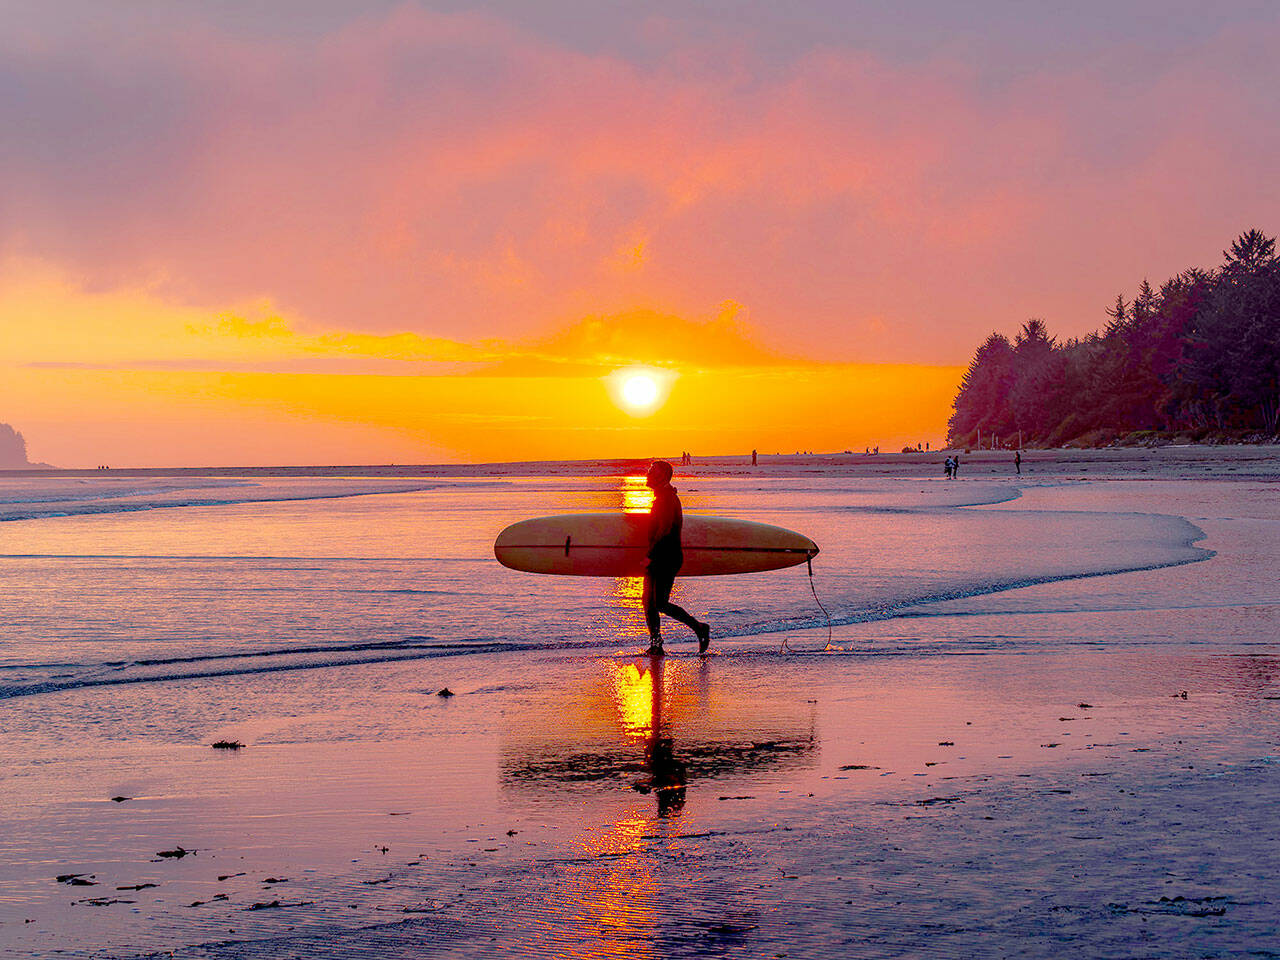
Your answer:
2,442 -> 1278,479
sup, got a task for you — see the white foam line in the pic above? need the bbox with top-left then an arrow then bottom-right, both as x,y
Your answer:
0,483 -> 455,523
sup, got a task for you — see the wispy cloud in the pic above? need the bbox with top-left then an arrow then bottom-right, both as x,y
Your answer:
6,263 -> 802,376
3,4 -> 1276,366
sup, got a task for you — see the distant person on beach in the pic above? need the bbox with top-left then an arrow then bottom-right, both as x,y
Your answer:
752,449 -> 757,466
643,460 -> 710,656
953,454 -> 961,477
1015,451 -> 1022,475
944,456 -> 954,479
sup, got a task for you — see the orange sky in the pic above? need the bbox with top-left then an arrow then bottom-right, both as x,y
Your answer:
1,260 -> 957,465
2,3 -> 1276,465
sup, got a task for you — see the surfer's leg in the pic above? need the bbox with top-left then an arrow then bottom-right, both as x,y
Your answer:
664,602 -> 711,650
660,599 -> 700,631
642,575 -> 662,648
648,568 -> 683,646
653,571 -> 710,649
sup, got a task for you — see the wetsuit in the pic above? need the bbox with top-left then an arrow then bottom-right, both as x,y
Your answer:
648,484 -> 683,578
643,484 -> 702,643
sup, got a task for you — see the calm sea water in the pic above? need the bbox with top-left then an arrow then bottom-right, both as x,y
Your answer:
0,470 -> 1208,700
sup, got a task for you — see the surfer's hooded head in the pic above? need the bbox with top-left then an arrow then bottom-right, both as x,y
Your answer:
645,460 -> 673,489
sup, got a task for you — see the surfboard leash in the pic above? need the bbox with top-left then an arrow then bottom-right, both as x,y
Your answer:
782,554 -> 833,654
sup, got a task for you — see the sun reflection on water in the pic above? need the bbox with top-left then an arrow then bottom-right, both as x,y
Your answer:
612,663 -> 656,738
609,573 -> 644,609
620,475 -> 653,513
497,656 -> 821,956
600,477 -> 651,625
556,812 -> 660,960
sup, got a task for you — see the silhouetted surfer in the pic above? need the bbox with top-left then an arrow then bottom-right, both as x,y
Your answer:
644,460 -> 711,656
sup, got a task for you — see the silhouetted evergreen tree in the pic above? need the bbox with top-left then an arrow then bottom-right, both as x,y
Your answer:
947,333 -> 1015,442
1009,319 -> 1060,439
1180,230 -> 1280,431
948,230 -> 1280,446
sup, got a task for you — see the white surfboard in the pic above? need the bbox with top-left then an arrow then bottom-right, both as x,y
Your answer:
494,513 -> 818,577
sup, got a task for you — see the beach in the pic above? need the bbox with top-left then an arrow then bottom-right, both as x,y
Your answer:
2,447 -> 1278,958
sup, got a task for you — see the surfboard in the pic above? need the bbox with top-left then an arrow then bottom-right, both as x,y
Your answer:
494,513 -> 818,577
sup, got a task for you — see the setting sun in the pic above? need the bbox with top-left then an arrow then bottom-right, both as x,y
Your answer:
604,365 -> 674,418
622,373 -> 658,409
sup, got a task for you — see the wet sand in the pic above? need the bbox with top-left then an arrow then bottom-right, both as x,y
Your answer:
1,450 -> 1278,958
4,646 -> 1278,959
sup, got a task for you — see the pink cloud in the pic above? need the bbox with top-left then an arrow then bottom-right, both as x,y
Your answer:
3,5 -> 1278,365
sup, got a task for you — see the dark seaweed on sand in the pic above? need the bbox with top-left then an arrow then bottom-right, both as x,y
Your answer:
55,874 -> 96,886
503,736 -> 815,787
246,900 -> 313,910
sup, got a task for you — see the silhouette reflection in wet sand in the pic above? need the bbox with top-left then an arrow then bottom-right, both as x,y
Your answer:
629,655 -> 687,816
501,654 -> 816,816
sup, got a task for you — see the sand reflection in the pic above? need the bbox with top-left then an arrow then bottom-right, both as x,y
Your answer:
612,657 -> 686,814
501,656 -> 816,812
553,813 -> 660,960
500,657 -> 812,956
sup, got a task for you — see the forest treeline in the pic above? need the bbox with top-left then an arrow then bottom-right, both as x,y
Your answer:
947,229 -> 1280,448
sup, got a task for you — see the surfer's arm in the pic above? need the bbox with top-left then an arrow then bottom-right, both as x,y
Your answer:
647,496 -> 675,557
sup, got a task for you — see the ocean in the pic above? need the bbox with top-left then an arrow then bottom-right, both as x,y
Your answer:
0,467 -> 1209,700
